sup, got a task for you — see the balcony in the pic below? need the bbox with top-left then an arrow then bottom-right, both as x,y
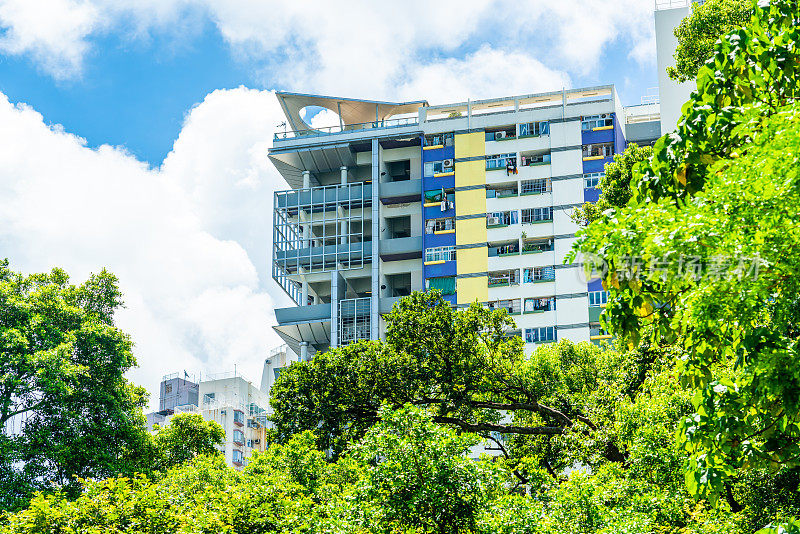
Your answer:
380,179 -> 422,204
274,303 -> 332,325
380,236 -> 423,261
274,117 -> 419,141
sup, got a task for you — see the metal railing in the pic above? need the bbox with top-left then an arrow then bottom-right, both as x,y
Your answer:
654,0 -> 699,9
274,116 -> 419,140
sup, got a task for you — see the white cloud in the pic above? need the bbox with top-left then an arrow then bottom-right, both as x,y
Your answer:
0,0 -> 655,91
0,0 -> 99,79
398,45 -> 571,104
0,88 -> 291,409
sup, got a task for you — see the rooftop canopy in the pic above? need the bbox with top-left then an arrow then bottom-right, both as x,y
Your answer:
276,91 -> 428,133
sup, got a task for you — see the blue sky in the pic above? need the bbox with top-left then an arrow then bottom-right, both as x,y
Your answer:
0,1 -> 658,166
0,0 -> 660,406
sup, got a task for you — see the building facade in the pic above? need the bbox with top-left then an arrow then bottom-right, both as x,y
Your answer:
146,372 -> 270,470
269,86 -> 661,358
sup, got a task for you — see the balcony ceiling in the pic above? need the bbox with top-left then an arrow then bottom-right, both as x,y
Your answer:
273,321 -> 331,354
269,143 -> 356,189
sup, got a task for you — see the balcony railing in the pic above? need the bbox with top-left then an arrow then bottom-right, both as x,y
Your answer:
274,117 -> 419,140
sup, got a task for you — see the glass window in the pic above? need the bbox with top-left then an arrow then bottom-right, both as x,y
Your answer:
521,207 -> 553,224
427,276 -> 456,295
486,211 -> 518,227
589,290 -> 608,306
425,246 -> 455,263
523,266 -> 555,283
425,217 -> 455,233
524,297 -> 556,313
525,326 -> 556,343
424,132 -> 453,147
485,153 -> 515,170
521,178 -> 551,195
233,429 -> 244,444
164,384 -> 172,394
488,269 -> 520,287
581,114 -> 613,130
232,449 -> 244,463
583,143 -> 614,158
583,172 -> 604,188
519,121 -> 550,137
233,410 -> 245,425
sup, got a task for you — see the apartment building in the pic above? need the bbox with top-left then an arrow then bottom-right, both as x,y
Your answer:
146,371 -> 270,470
269,86 -> 661,359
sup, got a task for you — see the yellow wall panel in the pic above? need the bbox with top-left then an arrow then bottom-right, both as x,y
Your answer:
454,131 -> 484,159
457,276 -> 488,305
454,160 -> 485,187
455,189 -> 485,217
456,246 -> 488,275
456,218 -> 487,246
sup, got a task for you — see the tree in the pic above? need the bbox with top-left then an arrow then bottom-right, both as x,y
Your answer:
270,291 -> 608,462
667,0 -> 754,83
0,260 -> 149,509
151,413 -> 225,471
572,143 -> 653,225
571,0 -> 800,510
353,405 -> 503,534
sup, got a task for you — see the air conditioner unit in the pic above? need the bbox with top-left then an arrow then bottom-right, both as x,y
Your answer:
488,216 -> 501,226
442,158 -> 454,168
494,131 -> 507,140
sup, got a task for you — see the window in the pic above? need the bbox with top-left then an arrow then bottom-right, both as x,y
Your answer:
589,290 -> 608,306
425,246 -> 455,263
521,207 -> 553,224
424,159 -> 454,175
164,384 -> 172,394
519,121 -> 550,137
523,266 -> 555,283
521,178 -> 551,195
487,299 -> 521,315
233,429 -> 244,445
424,132 -> 453,147
522,239 -> 553,253
581,114 -> 613,130
583,143 -> 614,158
525,326 -> 556,343
486,211 -> 518,227
425,217 -> 455,233
584,172 -> 604,188
426,276 -> 456,295
485,126 -> 516,141
233,410 -> 245,425
489,241 -> 520,256
486,185 -> 517,198
524,297 -> 556,313
520,153 -> 551,166
486,153 -> 515,170
232,449 -> 244,464
488,269 -> 520,287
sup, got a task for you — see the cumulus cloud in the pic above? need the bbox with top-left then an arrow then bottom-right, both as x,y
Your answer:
0,87 -> 291,408
0,0 -> 655,90
398,45 -> 572,105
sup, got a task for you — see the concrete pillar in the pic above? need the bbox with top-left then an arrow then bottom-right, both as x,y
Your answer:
301,279 -> 308,306
300,341 -> 309,362
302,170 -> 310,189
340,219 -> 348,245
371,139 -> 380,340
340,166 -> 348,185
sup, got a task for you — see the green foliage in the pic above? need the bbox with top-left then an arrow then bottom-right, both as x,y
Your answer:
667,0 -> 754,83
572,143 -> 653,224
571,0 -> 800,516
151,413 -> 225,471
354,405 -> 503,534
0,260 -> 149,510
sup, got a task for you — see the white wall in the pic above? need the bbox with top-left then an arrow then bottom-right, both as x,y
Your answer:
655,6 -> 694,135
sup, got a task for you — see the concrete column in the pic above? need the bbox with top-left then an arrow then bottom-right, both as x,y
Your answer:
371,138 -> 380,340
340,219 -> 348,245
301,279 -> 308,306
302,170 -> 310,189
300,341 -> 309,361
340,166 -> 348,185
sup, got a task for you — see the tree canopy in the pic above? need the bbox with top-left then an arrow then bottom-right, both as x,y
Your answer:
0,259 -> 149,510
571,0 -> 800,512
667,0 -> 754,83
